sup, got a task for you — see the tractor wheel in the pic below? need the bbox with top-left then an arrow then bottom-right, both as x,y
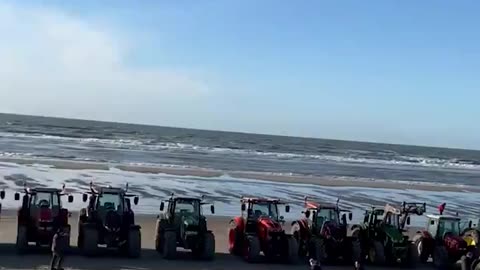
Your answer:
228,221 -> 241,255
155,220 -> 164,253
350,238 -> 362,263
368,241 -> 386,265
471,258 -> 480,270
432,245 -> 449,269
16,225 -> 28,254
244,235 -> 261,263
82,227 -> 98,257
162,231 -> 177,260
290,223 -> 306,257
127,228 -> 141,258
312,237 -> 327,263
460,255 -> 472,270
200,232 -> 215,261
413,234 -> 430,263
286,236 -> 299,264
402,243 -> 418,268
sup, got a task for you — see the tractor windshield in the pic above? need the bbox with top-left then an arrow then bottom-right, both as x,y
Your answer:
251,202 -> 279,220
316,208 -> 339,226
175,199 -> 200,216
98,193 -> 123,212
438,219 -> 461,237
31,192 -> 60,209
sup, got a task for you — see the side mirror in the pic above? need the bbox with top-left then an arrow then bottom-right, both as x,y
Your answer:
285,205 -> 290,213
160,202 -> 165,211
210,205 -> 215,214
0,190 -> 4,200
305,211 -> 311,218
68,195 -> 74,203
241,203 -> 246,211
14,193 -> 20,201
406,216 -> 411,225
82,194 -> 88,202
348,212 -> 353,221
342,214 -> 347,224
134,197 -> 139,205
430,220 -> 435,225
469,220 -> 473,228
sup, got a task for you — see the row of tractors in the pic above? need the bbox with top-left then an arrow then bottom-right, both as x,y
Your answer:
5,183 -> 480,269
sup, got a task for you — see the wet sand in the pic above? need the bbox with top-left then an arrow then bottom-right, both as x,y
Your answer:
0,212 -> 439,270
0,157 -> 474,192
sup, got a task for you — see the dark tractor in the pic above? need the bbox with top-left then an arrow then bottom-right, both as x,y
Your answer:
14,185 -> 74,254
413,214 -> 476,269
228,197 -> 298,263
155,195 -> 215,260
291,197 -> 360,264
0,189 -> 5,215
78,182 -> 141,258
352,202 -> 424,267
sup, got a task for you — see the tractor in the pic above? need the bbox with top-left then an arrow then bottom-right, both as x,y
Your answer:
414,213 -> 476,269
352,202 -> 424,267
14,184 -> 74,253
0,189 -> 5,215
78,182 -> 141,258
291,197 -> 360,264
228,197 -> 298,263
155,194 -> 215,260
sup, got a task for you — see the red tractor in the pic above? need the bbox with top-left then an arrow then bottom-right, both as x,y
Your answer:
291,198 -> 360,264
228,197 -> 298,263
14,184 -> 74,253
414,212 -> 476,269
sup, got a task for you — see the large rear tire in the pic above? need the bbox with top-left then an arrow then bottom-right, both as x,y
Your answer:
402,243 -> 418,268
16,225 -> 28,254
286,236 -> 299,264
163,231 -> 177,260
432,245 -> 449,270
413,234 -> 430,263
291,223 -> 306,257
369,240 -> 386,265
83,226 -> 98,257
128,228 -> 141,258
200,232 -> 215,261
155,220 -> 163,253
244,235 -> 261,263
312,237 -> 327,263
350,238 -> 362,263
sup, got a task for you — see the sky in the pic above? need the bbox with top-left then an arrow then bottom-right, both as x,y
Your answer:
0,1 -> 479,149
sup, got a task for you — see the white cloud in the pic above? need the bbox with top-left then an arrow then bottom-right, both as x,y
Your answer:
0,3 -> 210,122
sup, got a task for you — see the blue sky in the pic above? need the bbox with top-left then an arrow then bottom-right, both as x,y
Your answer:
1,1 -> 479,149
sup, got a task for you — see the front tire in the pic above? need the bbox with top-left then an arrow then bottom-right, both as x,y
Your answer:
16,225 -> 28,254
369,240 -> 386,265
286,236 -> 299,264
200,232 -> 215,260
244,235 -> 261,263
312,237 -> 327,263
432,245 -> 449,269
82,226 -> 98,257
127,228 -> 141,258
163,231 -> 177,260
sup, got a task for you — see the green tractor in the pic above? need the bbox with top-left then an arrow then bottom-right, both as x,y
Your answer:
352,202 -> 425,267
155,194 -> 215,260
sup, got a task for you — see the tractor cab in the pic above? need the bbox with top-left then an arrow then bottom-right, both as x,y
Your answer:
383,202 -> 426,231
303,199 -> 352,231
81,184 -> 139,229
241,198 -> 289,222
159,195 -> 215,230
426,215 -> 462,240
364,207 -> 385,227
15,186 -> 73,226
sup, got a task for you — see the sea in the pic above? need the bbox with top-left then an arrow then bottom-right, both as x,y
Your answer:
0,113 -> 479,225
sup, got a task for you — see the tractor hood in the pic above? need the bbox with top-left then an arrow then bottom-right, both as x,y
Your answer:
382,225 -> 405,243
321,221 -> 345,241
444,234 -> 467,251
258,217 -> 283,232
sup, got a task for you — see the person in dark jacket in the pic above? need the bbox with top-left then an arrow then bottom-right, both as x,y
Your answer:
50,227 -> 67,270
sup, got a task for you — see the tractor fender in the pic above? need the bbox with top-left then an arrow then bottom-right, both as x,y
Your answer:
231,216 -> 245,232
291,219 -> 309,240
350,224 -> 362,238
416,230 -> 433,239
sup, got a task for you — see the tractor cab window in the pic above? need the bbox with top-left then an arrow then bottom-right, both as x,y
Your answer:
438,219 -> 460,237
32,192 -> 59,208
384,213 -> 400,228
175,200 -> 200,217
98,193 -> 123,212
251,202 -> 278,220
316,208 -> 339,227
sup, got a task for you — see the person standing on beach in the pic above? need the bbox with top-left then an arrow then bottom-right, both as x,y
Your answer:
50,227 -> 67,270
309,258 -> 322,270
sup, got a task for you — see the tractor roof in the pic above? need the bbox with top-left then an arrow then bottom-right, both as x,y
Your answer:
169,196 -> 202,202
27,187 -> 63,193
98,187 -> 126,194
426,214 -> 461,221
241,197 -> 285,204
305,201 -> 337,210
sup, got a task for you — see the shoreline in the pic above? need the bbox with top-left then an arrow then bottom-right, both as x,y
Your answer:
0,157 -> 476,193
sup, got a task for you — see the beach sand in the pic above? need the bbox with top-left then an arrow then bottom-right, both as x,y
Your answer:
0,211 -> 440,270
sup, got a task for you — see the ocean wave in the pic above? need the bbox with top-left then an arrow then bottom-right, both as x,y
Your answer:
1,131 -> 480,170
